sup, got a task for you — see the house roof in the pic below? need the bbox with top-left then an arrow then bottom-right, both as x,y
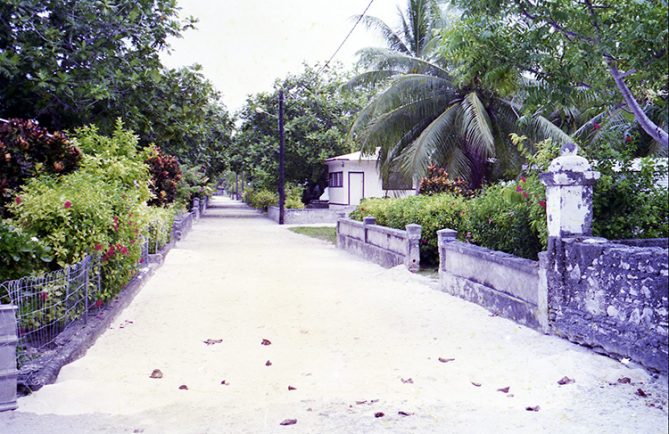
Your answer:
325,147 -> 379,163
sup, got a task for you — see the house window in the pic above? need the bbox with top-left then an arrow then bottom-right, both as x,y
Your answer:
383,172 -> 412,190
329,171 -> 343,188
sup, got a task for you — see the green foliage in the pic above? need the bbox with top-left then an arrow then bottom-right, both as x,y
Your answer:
0,119 -> 81,216
418,164 -> 474,196
232,63 -> 367,199
176,165 -> 213,208
243,183 -> 305,211
144,204 -> 177,254
0,222 -> 52,282
145,146 -> 182,207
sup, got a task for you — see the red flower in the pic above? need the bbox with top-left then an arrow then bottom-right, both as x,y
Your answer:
539,200 -> 546,209
593,122 -> 601,130
515,184 -> 523,192
522,192 -> 529,199
520,176 -> 526,183
64,200 -> 72,209
39,291 -> 49,302
94,243 -> 103,251
120,246 -> 129,256
95,299 -> 103,308
113,216 -> 119,232
625,135 -> 633,143
15,196 -> 22,205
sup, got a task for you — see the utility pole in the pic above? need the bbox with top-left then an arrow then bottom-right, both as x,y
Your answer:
278,89 -> 286,225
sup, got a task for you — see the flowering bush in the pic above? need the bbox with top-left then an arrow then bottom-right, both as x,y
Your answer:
0,222 -> 52,282
418,165 -> 475,197
0,118 -> 81,216
145,146 -> 182,207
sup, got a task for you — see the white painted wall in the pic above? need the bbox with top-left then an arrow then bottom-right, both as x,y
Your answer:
326,160 -> 415,206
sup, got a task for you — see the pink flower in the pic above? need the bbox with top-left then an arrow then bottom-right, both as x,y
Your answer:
94,243 -> 103,251
520,176 -> 526,183
95,299 -> 103,308
539,200 -> 546,209
522,192 -> 529,199
593,122 -> 601,130
64,200 -> 72,209
120,246 -> 129,256
15,196 -> 22,205
113,216 -> 119,232
39,291 -> 49,302
515,184 -> 523,192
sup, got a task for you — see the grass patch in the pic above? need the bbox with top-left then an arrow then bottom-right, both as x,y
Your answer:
288,226 -> 336,244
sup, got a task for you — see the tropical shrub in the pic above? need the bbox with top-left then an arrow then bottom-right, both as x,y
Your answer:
177,165 -> 213,208
0,119 -> 81,216
0,221 -> 52,282
418,164 -> 475,197
144,204 -> 177,254
244,183 -> 305,211
145,146 -> 182,207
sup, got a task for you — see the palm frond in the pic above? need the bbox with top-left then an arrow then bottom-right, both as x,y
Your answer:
354,15 -> 411,55
460,92 -> 496,158
356,48 -> 450,78
526,114 -> 573,146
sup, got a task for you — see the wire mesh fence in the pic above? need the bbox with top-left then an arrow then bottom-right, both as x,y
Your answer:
0,255 -> 101,365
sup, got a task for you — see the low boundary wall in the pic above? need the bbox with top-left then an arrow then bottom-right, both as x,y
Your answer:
336,217 -> 421,271
437,229 -> 547,331
268,206 -> 348,224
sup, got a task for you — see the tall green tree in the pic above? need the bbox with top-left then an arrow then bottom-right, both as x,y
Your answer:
447,0 -> 668,149
232,64 -> 367,200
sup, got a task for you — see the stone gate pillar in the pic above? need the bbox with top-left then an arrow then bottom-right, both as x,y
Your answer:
539,143 -> 600,237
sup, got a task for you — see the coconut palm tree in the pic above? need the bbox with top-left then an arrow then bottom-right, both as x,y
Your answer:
349,49 -> 572,188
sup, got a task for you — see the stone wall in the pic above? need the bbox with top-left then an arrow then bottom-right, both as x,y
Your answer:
437,229 -> 547,331
336,217 -> 421,271
546,237 -> 668,373
268,206 -> 348,225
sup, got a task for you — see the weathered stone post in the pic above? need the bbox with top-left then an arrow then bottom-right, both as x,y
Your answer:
0,305 -> 18,411
363,216 -> 376,244
437,229 -> 457,273
539,143 -> 600,326
539,143 -> 600,238
192,197 -> 200,220
404,224 -> 421,272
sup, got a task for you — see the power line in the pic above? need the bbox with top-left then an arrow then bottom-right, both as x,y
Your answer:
317,0 -> 375,75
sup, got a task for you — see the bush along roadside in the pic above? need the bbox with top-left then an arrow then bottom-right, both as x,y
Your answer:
243,183 -> 305,211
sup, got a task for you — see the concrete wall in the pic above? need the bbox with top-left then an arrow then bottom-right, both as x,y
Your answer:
437,229 -> 547,331
267,206 -> 348,224
326,160 -> 414,206
336,218 -> 420,271
546,237 -> 668,373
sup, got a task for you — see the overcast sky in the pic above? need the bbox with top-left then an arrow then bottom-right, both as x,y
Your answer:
161,0 -> 406,112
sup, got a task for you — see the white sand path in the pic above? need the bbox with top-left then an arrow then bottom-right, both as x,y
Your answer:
1,196 -> 667,434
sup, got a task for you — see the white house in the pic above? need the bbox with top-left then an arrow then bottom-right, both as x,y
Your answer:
322,148 -> 416,207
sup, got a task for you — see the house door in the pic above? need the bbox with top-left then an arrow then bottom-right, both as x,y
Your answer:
348,172 -> 364,205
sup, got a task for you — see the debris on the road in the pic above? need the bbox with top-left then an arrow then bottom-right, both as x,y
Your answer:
288,385 -> 297,391
617,377 -> 632,384
149,369 -> 163,379
220,379 -> 229,385
557,376 -> 575,385
497,386 -> 510,393
374,412 -> 384,418
279,419 -> 297,426
265,360 -> 272,366
261,338 -> 272,346
178,385 -> 188,390
636,388 -> 648,398
438,357 -> 455,363
203,338 -> 223,345
526,405 -> 540,412
401,377 -> 413,384
471,382 -> 482,387
398,411 -> 414,416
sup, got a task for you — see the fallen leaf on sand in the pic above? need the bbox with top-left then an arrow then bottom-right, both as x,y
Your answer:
355,400 -> 367,405
526,406 -> 540,412
288,385 -> 297,391
636,388 -> 648,398
471,382 -> 482,387
220,380 -> 229,385
401,378 -> 414,384
497,387 -> 510,393
557,376 -> 575,385
617,377 -> 632,384
398,411 -> 414,416
261,339 -> 272,346
370,399 -> 379,403
265,360 -> 272,366
203,338 -> 223,346
178,385 -> 188,390
149,369 -> 163,379
279,419 -> 297,426
438,357 -> 455,363
374,412 -> 384,418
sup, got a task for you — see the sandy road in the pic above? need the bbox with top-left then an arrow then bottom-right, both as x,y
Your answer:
1,196 -> 667,434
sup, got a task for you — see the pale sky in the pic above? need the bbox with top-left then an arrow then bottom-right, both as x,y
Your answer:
162,0 -> 406,112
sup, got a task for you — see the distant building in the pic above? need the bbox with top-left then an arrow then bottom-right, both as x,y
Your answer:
321,148 -> 416,207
